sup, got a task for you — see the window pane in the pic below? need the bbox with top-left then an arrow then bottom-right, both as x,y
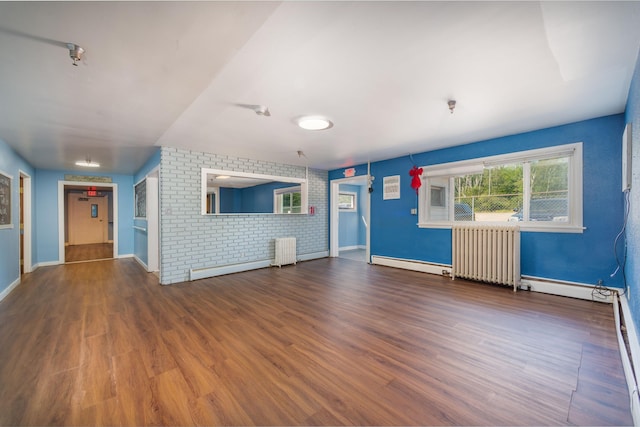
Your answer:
528,157 -> 569,222
430,186 -> 445,207
276,191 -> 301,214
454,163 -> 523,222
338,193 -> 355,209
291,191 -> 302,213
428,177 -> 449,221
292,192 -> 301,207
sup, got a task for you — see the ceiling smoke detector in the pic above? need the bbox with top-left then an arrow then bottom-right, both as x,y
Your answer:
67,43 -> 84,66
255,105 -> 270,116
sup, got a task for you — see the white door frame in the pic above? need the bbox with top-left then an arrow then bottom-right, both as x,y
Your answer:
19,170 -> 32,273
329,175 -> 370,262
146,168 -> 159,273
58,180 -> 118,263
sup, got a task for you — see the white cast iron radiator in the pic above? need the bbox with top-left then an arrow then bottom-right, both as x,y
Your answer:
451,225 -> 521,291
273,237 -> 297,267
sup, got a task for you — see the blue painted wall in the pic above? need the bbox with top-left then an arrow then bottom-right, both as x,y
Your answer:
34,169 -> 134,264
625,48 -> 640,343
241,183 -> 272,213
133,226 -> 147,266
218,182 -> 297,213
220,188 -> 241,213
330,114 -> 626,287
0,139 -> 35,296
241,181 -> 293,213
133,148 -> 161,267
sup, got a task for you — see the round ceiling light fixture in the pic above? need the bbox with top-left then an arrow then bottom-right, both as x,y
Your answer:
297,116 -> 333,131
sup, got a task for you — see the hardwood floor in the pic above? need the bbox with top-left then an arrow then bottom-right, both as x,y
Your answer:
0,257 -> 632,426
65,243 -> 114,263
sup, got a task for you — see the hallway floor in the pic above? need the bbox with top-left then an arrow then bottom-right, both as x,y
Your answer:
65,243 -> 114,263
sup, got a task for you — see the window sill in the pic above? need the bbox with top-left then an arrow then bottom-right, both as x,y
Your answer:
417,222 -> 585,233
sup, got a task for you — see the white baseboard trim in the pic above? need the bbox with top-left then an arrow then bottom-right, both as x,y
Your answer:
371,255 -> 452,276
616,293 -> 640,425
32,260 -> 61,270
521,276 -> 613,303
190,251 -> 329,281
133,255 -> 148,271
0,277 -> 21,303
339,245 -> 365,251
298,251 -> 329,262
117,254 -> 133,259
370,256 -> 616,302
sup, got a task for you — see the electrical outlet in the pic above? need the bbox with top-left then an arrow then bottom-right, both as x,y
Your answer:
410,208 -> 417,215
520,280 -> 532,291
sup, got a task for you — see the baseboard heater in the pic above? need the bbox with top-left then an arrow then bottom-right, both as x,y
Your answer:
190,260 -> 272,280
615,293 -> 640,425
372,256 -> 615,303
188,251 -> 329,282
371,256 -> 452,276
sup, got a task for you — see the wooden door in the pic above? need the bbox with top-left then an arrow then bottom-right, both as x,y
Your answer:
68,195 -> 108,245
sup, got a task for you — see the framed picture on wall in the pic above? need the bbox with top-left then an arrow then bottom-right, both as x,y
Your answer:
383,175 -> 401,200
0,170 -> 12,229
134,179 -> 147,219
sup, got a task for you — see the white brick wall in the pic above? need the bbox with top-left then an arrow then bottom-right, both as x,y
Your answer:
159,147 -> 328,284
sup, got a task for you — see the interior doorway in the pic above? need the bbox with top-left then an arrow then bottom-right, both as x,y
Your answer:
59,181 -> 118,263
68,193 -> 108,244
18,171 -> 32,275
20,176 -> 23,274
330,175 -> 370,262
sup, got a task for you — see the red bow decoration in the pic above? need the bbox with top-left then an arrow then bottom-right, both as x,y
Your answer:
409,165 -> 423,194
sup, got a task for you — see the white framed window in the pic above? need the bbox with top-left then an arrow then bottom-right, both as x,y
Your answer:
418,143 -> 583,233
134,179 -> 146,219
274,186 -> 302,214
338,191 -> 357,211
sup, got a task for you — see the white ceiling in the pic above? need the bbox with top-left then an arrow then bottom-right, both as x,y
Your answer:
1,1 -> 639,175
